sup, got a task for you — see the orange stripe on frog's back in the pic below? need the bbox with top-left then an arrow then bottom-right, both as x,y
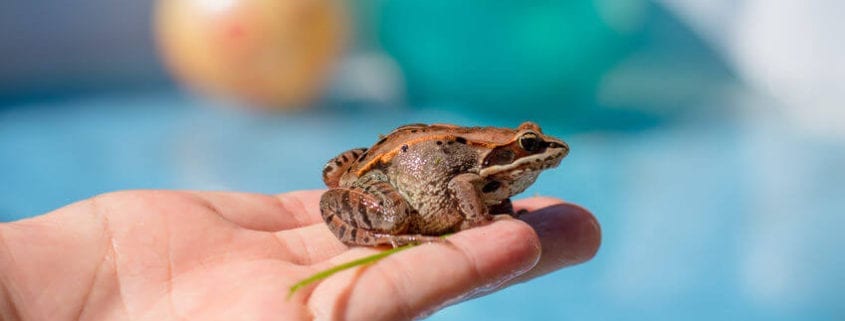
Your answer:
354,125 -> 518,176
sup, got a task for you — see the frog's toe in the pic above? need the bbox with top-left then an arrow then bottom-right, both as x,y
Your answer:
379,234 -> 448,248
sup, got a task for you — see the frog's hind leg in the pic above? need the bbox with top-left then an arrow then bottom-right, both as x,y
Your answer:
322,148 -> 367,188
319,184 -> 447,247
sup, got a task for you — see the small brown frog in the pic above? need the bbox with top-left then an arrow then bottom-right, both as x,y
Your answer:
320,122 -> 569,247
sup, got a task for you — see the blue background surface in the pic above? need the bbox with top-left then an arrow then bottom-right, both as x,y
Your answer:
2,90 -> 843,320
1,1 -> 844,320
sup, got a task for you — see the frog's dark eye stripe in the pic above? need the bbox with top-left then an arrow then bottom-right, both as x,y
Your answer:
483,149 -> 515,166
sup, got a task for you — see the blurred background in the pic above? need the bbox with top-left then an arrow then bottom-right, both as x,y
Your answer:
1,0 -> 843,320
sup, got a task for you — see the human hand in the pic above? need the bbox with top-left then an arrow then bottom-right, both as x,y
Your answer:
0,190 -> 599,321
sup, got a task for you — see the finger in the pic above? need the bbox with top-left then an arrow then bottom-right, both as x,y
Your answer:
191,189 -> 349,265
187,190 -> 325,231
307,218 -> 542,321
509,198 -> 601,283
273,223 -> 348,265
428,198 -> 600,303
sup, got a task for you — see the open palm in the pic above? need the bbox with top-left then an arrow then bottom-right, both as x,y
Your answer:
0,190 -> 599,321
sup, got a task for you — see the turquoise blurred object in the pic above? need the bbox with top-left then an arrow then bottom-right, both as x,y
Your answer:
377,0 -> 646,113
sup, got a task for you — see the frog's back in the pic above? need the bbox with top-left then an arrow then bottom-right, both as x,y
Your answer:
351,123 -> 518,177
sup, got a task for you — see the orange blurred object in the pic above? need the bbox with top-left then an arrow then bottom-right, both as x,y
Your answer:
155,0 -> 347,109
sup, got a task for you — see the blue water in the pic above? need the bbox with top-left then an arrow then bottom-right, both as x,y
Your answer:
1,91 -> 842,320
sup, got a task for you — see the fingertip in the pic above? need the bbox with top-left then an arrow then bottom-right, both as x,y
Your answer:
513,197 -> 602,263
572,204 -> 602,260
520,203 -> 601,276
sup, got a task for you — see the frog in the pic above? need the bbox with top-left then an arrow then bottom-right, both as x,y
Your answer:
319,121 -> 569,247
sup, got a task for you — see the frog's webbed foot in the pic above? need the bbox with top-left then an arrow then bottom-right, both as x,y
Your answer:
380,234 -> 449,248
489,198 -> 523,216
487,198 -> 521,217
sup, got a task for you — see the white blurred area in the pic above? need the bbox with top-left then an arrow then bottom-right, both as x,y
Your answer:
660,0 -> 845,138
653,1 -> 845,313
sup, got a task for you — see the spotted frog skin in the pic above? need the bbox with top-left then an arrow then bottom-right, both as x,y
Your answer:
320,122 -> 569,247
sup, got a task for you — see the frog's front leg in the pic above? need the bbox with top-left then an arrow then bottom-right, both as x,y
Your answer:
320,181 -> 446,247
448,173 -> 495,230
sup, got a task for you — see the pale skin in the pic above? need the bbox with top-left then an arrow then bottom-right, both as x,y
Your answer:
0,190 -> 600,321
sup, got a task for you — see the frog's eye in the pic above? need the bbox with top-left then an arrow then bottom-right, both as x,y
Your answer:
519,133 -> 541,152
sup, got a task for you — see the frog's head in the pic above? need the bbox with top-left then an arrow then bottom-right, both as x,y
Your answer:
477,122 -> 569,201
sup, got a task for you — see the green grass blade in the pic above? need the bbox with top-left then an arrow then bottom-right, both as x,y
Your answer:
287,243 -> 417,299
